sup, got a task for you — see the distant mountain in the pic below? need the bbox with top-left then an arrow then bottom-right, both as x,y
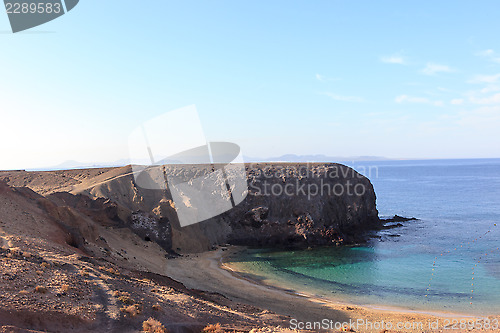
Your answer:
243,154 -> 389,163
28,155 -> 389,171
28,159 -> 131,171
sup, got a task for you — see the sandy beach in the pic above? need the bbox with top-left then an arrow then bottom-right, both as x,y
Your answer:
164,246 -> 500,332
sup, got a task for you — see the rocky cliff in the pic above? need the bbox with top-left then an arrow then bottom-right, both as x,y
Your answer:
0,163 -> 380,253
155,163 -> 380,252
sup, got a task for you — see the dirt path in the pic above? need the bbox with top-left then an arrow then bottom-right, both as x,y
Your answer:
83,266 -> 122,332
71,170 -> 137,194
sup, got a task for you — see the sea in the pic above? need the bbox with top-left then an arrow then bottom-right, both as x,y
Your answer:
226,158 -> 500,315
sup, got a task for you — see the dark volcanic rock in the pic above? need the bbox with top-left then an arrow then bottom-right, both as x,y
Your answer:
107,163 -> 381,252
382,215 -> 418,223
220,163 -> 380,249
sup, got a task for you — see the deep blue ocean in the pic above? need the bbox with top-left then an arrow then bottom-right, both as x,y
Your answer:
228,159 -> 500,315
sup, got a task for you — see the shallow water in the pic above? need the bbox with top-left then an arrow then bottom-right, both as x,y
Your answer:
227,159 -> 500,315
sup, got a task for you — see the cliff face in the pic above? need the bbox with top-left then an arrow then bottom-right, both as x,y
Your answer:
0,163 -> 380,253
74,163 -> 379,252
160,163 -> 380,252
226,163 -> 380,247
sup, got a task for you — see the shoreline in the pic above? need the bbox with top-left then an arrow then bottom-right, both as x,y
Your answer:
164,246 -> 500,331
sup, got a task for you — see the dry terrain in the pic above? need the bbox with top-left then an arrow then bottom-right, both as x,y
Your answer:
0,172 -> 291,332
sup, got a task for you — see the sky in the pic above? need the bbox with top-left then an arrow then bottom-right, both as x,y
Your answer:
1,1 -> 500,170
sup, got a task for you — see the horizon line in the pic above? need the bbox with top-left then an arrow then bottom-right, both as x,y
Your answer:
2,156 -> 500,172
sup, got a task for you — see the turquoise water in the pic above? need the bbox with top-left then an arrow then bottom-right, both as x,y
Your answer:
228,159 -> 500,315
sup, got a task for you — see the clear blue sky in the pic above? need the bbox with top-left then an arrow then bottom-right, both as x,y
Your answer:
1,1 -> 500,169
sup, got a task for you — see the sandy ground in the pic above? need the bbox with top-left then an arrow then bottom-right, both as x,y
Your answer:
0,180 -> 294,332
164,246 -> 500,332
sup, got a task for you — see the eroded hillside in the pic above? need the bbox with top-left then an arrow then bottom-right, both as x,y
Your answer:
0,181 -> 291,332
